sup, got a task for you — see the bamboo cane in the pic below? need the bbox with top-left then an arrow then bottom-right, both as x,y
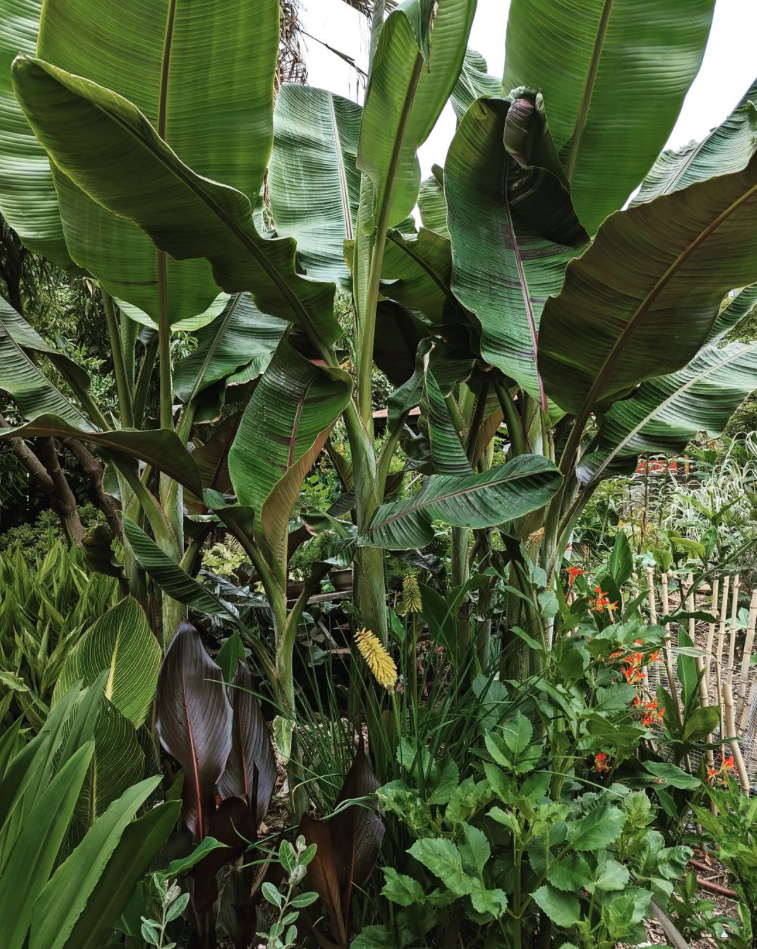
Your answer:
728,575 -> 741,685
647,566 -> 658,625
716,576 -> 730,743
659,571 -> 683,728
739,588 -> 757,702
723,681 -> 751,792
704,577 -> 719,695
686,575 -> 715,775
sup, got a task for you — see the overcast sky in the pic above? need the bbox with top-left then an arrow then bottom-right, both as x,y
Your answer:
300,0 -> 757,177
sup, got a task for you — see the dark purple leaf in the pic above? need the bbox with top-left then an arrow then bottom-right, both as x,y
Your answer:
156,622 -> 232,839
299,814 -> 348,948
191,797 -> 256,913
218,664 -> 276,824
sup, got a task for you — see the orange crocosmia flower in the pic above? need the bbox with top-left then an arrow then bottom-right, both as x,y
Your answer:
594,752 -> 610,773
566,566 -> 586,587
606,600 -> 619,614
649,650 -> 662,663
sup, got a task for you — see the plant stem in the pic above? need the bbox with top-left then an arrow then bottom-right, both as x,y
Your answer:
493,377 -> 527,457
133,333 -> 159,428
102,290 -> 134,428
156,251 -> 173,430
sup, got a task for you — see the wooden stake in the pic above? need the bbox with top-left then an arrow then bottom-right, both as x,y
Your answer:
723,681 -> 751,792
728,575 -> 741,685
660,571 -> 683,728
739,588 -> 757,703
647,566 -> 658,625
704,577 -> 719,694
716,576 -> 730,743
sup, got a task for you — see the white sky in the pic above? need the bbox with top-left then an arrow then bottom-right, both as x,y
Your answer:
300,0 -> 757,177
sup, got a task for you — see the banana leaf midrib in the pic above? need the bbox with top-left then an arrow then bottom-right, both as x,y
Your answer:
575,176 -> 757,427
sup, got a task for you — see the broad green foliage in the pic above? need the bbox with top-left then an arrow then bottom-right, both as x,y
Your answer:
269,84 -> 362,282
504,0 -> 717,233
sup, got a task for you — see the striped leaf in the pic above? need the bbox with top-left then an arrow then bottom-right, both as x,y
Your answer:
451,48 -> 500,122
446,95 -> 587,407
633,77 -> 757,206
229,340 -> 352,562
269,84 -> 362,282
54,597 -> 161,729
503,0 -> 716,234
377,228 -> 455,324
0,0 -> 71,267
12,57 -> 342,348
538,153 -> 757,421
173,294 -> 287,404
361,454 -> 562,550
27,0 -> 277,327
418,165 -> 449,238
580,340 -> 757,485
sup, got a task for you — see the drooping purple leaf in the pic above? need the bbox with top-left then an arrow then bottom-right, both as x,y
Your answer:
299,814 -> 348,948
155,622 -> 232,839
218,663 -> 276,824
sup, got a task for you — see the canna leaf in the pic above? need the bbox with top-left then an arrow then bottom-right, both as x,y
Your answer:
217,663 -> 276,825
155,623 -> 232,839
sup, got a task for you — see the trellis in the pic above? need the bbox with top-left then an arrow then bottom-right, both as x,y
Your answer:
645,567 -> 757,791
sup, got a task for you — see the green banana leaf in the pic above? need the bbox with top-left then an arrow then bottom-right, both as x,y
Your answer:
539,152 -> 757,420
0,0 -> 71,267
0,741 -> 94,949
28,775 -> 162,949
421,371 -> 473,476
377,228 -> 455,324
708,283 -> 757,342
446,95 -> 587,406
228,340 -> 352,562
0,414 -> 203,496
29,0 -> 278,327
450,48 -> 500,121
269,84 -> 362,282
12,57 -> 342,348
417,165 -> 449,237
503,0 -> 716,234
362,454 -> 562,550
580,340 -> 757,485
173,294 -> 287,404
123,518 -> 231,618
634,77 -> 757,206
54,800 -> 181,949
357,0 -> 476,234
54,597 -> 161,729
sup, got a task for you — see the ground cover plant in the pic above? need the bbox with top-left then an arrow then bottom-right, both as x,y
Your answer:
1,0 -> 757,946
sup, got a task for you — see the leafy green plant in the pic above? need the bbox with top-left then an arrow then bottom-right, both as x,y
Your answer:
140,879 -> 189,949
259,837 -> 320,949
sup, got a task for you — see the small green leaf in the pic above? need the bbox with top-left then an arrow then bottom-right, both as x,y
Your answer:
532,885 -> 581,927
382,868 -> 424,907
502,712 -> 533,755
459,823 -> 490,873
591,857 -> 629,893
262,882 -> 283,907
408,838 -> 472,896
290,891 -> 319,909
567,803 -> 626,851
547,854 -> 591,892
468,879 -> 507,918
644,760 -> 701,789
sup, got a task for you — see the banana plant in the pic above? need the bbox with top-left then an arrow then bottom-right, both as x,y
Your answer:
4,0 -> 757,712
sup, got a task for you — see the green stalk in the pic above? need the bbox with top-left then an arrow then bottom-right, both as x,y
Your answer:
156,252 -> 173,431
133,333 -> 159,428
356,54 -> 425,425
493,377 -> 527,457
101,290 -> 134,428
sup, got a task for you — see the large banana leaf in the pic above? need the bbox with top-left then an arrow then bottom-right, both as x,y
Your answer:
28,775 -> 161,949
155,622 -> 232,840
0,415 -> 203,496
634,77 -> 757,206
0,296 -> 90,392
362,454 -> 562,550
357,0 -> 477,234
421,370 -> 472,476
0,0 -> 70,267
377,228 -> 455,324
123,518 -> 231,618
538,153 -> 757,421
579,341 -> 757,485
228,340 -> 352,561
503,0 -> 716,234
450,48 -> 500,121
12,58 -> 342,348
446,96 -> 587,406
173,294 -> 287,403
0,317 -> 91,426
54,597 -> 161,729
708,283 -> 757,343
269,84 -> 362,282
418,166 -> 449,237
26,0 -> 277,326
